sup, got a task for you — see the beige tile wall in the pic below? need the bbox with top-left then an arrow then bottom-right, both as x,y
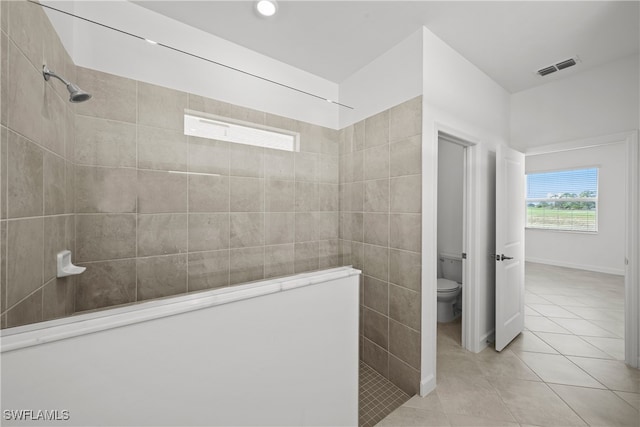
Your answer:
0,0 -> 341,328
339,96 -> 423,395
1,0 -> 76,329
69,71 -> 341,313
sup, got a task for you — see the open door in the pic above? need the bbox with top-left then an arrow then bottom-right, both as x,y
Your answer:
495,145 -> 525,351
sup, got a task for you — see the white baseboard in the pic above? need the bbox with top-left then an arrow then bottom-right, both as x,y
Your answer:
525,257 -> 625,276
420,373 -> 436,397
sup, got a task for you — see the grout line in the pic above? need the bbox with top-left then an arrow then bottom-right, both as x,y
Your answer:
134,80 -> 138,303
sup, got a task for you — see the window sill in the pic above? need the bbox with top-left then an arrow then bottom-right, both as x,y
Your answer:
525,227 -> 598,235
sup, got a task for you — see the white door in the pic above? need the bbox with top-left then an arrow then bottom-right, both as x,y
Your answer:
495,145 -> 525,351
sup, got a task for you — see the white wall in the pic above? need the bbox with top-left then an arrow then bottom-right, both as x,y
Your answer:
437,138 -> 464,273
1,270 -> 359,426
42,0 -> 341,128
511,54 -> 640,151
339,29 -> 423,128
421,26 -> 510,394
526,142 -> 627,275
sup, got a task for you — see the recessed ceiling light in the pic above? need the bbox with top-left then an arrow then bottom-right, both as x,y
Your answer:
256,0 -> 278,17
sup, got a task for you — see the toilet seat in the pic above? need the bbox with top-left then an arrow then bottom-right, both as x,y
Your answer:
437,278 -> 460,293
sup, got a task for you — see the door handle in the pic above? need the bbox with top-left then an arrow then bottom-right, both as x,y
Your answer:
496,254 -> 514,261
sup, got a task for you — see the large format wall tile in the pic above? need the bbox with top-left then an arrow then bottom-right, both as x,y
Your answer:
188,175 -> 229,213
75,115 -> 136,168
76,166 -> 137,213
42,85 -> 66,156
7,30 -> 42,144
43,152 -> 66,215
188,137 -> 229,175
137,82 -> 188,131
8,130 -> 43,218
6,217 -> 44,308
137,214 -> 188,257
42,277 -> 75,322
76,67 -> 136,123
230,246 -> 264,285
230,213 -> 264,248
138,126 -> 187,171
137,170 -> 187,213
389,96 -> 422,142
75,259 -> 136,311
137,254 -> 188,301
188,213 -> 229,252
187,250 -> 229,292
76,214 -> 136,262
264,243 -> 294,279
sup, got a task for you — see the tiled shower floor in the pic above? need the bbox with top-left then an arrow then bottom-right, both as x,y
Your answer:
359,361 -> 411,427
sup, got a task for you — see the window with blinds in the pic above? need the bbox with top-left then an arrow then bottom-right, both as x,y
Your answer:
526,168 -> 598,232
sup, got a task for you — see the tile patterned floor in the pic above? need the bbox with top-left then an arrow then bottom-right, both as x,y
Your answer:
378,262 -> 639,426
359,361 -> 411,427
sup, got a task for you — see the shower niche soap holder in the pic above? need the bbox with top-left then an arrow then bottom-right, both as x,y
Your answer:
57,250 -> 86,278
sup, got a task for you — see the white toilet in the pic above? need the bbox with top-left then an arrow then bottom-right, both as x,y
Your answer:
437,253 -> 463,323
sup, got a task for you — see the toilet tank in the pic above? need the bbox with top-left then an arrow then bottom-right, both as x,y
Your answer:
439,253 -> 462,283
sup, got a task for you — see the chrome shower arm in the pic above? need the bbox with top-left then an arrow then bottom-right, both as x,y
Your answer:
42,65 -> 71,86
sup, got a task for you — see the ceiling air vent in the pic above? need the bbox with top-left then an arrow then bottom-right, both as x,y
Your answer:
556,58 -> 577,70
536,56 -> 580,77
537,65 -> 558,76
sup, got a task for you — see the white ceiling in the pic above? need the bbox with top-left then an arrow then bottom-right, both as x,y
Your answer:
134,1 -> 639,93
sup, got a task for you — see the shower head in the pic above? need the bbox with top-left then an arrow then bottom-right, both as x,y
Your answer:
42,65 -> 92,103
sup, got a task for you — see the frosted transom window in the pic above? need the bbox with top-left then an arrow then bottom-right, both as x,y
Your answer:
526,168 -> 599,232
184,112 -> 299,152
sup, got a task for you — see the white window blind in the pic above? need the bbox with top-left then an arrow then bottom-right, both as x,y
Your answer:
526,168 -> 598,232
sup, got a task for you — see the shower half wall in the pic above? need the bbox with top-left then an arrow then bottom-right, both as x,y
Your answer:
1,0 -> 423,397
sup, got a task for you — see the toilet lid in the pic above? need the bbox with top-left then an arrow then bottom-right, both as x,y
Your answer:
437,278 -> 459,291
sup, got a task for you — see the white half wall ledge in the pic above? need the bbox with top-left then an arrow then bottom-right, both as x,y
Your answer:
1,267 -> 361,353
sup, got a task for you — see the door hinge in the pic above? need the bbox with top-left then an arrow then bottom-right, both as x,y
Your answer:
462,253 -> 467,259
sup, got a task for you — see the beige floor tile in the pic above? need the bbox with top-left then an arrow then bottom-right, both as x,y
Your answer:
528,304 -> 580,319
436,376 -> 518,423
445,413 -> 520,426
525,293 -> 552,305
376,406 -> 450,426
549,384 -> 639,427
525,316 -> 571,334
402,393 -> 445,412
588,319 -> 625,338
565,306 -> 619,321
550,317 -> 619,338
525,305 -> 543,316
581,336 -> 625,360
506,330 -> 558,355
534,332 -> 613,359
568,357 -> 640,393
536,294 -> 587,307
474,348 -> 541,381
437,351 -> 485,379
490,378 -> 587,426
614,391 -> 640,411
516,352 -> 604,388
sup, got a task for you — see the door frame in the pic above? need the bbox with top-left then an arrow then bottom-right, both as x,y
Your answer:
524,130 -> 639,368
437,131 -> 479,353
